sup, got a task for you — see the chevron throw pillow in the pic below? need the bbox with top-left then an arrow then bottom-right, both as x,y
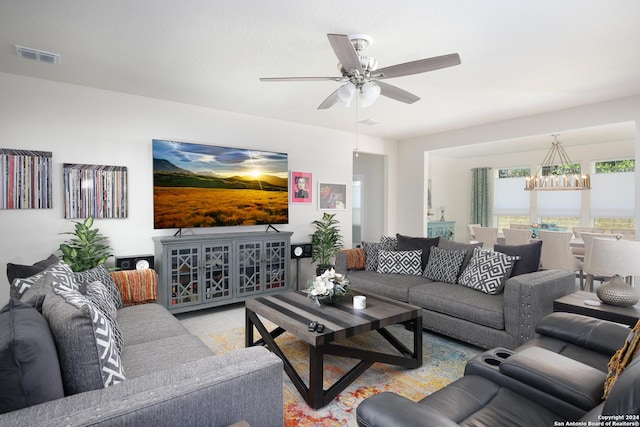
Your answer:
458,247 -> 520,295
42,276 -> 126,395
377,250 -> 422,275
423,246 -> 467,284
11,261 -> 76,299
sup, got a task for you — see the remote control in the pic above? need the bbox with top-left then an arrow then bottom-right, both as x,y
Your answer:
316,324 -> 325,333
308,321 -> 318,332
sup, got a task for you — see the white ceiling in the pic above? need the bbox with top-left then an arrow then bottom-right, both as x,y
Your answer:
1,0 -> 640,141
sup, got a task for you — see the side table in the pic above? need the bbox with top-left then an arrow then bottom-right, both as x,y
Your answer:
553,291 -> 640,327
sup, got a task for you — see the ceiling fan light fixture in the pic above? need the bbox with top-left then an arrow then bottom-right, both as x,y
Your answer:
360,81 -> 381,108
337,82 -> 356,107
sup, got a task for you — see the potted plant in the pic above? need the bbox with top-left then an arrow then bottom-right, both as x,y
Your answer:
59,216 -> 113,272
310,212 -> 344,275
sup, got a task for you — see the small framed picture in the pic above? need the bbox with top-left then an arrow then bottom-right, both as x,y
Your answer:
318,182 -> 347,210
291,171 -> 312,203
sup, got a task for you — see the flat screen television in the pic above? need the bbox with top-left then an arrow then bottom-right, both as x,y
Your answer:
152,139 -> 288,229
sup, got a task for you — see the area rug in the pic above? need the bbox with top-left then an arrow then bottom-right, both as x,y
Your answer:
199,323 -> 480,427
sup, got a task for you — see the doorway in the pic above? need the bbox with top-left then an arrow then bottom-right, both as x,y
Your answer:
353,152 -> 385,246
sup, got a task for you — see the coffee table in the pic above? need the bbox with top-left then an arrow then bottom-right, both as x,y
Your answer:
245,290 -> 422,409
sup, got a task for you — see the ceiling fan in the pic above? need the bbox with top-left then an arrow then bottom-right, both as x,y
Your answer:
259,33 -> 461,109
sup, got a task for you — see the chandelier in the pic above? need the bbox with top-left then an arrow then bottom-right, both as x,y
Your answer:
524,134 -> 590,191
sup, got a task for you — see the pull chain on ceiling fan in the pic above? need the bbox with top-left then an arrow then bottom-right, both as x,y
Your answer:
260,33 -> 461,109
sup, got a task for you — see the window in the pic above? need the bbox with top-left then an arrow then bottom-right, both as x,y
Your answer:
592,159 -> 635,230
494,168 -> 530,230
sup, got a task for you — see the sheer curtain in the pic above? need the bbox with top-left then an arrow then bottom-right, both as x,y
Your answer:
470,167 -> 492,226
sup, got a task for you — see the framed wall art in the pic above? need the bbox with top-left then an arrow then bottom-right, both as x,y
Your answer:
63,163 -> 128,219
291,171 -> 312,203
0,148 -> 53,209
318,182 -> 346,210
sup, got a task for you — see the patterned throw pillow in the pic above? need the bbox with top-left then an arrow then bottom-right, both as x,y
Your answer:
74,265 -> 123,309
11,261 -> 76,298
423,246 -> 467,284
42,276 -> 126,395
362,241 -> 381,271
85,280 -> 123,353
380,235 -> 398,251
458,248 -> 520,295
377,250 -> 422,275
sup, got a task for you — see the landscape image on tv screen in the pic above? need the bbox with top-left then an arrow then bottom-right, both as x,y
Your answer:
152,139 -> 289,229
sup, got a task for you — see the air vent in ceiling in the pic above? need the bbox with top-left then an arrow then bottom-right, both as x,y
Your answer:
15,45 -> 61,64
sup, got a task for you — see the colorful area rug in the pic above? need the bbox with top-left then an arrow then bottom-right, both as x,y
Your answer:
199,323 -> 480,427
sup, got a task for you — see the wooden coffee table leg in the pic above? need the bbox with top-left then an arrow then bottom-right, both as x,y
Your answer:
308,344 -> 325,409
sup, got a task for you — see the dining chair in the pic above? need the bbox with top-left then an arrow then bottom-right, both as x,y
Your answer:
472,226 -> 499,250
580,232 -> 621,292
502,228 -> 532,245
570,227 -> 605,258
510,224 -> 531,230
571,227 -> 605,238
537,230 -> 583,288
610,228 -> 636,240
467,223 -> 481,240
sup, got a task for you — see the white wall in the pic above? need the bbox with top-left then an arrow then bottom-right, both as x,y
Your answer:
0,72 -> 397,304
398,96 -> 640,238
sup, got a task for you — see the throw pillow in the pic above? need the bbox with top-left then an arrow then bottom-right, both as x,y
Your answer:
11,260 -> 76,299
437,239 -> 483,275
6,254 -> 59,287
603,319 -> 640,399
42,276 -> 126,395
379,235 -> 398,251
85,280 -> 123,353
494,241 -> 543,277
362,241 -> 381,271
458,247 -> 520,295
110,269 -> 159,306
396,234 -> 440,270
377,250 -> 422,275
338,248 -> 366,270
74,264 -> 123,309
0,298 -> 64,414
423,246 -> 467,284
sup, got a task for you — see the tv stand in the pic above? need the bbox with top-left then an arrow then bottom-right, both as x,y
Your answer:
153,231 -> 293,314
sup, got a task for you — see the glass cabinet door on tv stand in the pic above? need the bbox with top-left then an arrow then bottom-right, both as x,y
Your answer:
237,239 -> 288,297
154,231 -> 292,314
167,242 -> 232,309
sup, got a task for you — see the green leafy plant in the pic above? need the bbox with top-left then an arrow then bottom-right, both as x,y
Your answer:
310,212 -> 344,271
59,216 -> 113,272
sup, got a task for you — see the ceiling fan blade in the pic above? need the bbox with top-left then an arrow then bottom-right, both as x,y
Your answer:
376,81 -> 420,104
374,53 -> 461,79
317,88 -> 341,110
259,77 -> 342,82
327,34 -> 363,74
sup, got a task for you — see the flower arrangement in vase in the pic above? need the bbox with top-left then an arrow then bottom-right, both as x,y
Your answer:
307,268 -> 351,306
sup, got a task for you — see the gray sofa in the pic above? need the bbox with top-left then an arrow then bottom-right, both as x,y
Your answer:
335,237 -> 576,350
1,264 -> 283,427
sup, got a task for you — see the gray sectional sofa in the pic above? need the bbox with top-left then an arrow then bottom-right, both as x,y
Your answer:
1,260 -> 283,427
335,235 -> 576,349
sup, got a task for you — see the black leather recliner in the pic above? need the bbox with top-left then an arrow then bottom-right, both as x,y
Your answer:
356,313 -> 638,427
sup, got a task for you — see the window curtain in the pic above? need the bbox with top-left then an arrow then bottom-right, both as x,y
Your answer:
470,167 -> 492,226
